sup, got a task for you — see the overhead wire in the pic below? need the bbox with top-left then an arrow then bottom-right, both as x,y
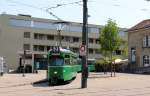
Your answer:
46,1 -> 83,10
7,0 -> 85,21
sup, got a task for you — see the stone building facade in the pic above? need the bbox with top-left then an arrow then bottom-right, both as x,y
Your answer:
127,19 -> 150,72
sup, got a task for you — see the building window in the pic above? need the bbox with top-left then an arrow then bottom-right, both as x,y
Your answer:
115,50 -> 122,55
24,32 -> 30,38
73,37 -> 79,42
143,36 -> 150,47
34,33 -> 38,39
89,38 -> 93,43
143,55 -> 150,67
23,44 -> 30,50
10,19 -> 32,27
72,48 -> 79,53
33,45 -> 45,52
65,36 -> 70,42
95,49 -> 100,54
96,39 -> 100,44
47,35 -> 54,40
39,45 -> 45,52
131,48 -> 136,63
34,33 -> 46,40
39,34 -> 45,40
88,27 -> 99,33
89,49 -> 93,54
33,45 -> 38,51
69,25 -> 82,32
61,36 -> 65,41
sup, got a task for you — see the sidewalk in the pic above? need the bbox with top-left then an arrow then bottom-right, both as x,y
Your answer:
0,72 -> 150,96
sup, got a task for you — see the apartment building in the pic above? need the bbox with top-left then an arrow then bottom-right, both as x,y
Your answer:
0,14 -> 127,71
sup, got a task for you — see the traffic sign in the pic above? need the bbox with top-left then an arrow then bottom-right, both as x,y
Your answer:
79,45 -> 86,56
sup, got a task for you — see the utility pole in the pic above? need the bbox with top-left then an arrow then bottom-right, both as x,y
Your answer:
54,21 -> 69,47
57,29 -> 61,47
81,0 -> 88,88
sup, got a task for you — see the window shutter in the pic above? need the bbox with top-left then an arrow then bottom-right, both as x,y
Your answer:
148,36 -> 150,47
143,36 -> 146,47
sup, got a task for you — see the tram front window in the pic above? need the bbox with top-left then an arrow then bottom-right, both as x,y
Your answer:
49,57 -> 64,66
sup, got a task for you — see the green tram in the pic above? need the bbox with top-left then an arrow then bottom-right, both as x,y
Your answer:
47,46 -> 79,84
77,58 -> 96,72
87,59 -> 96,72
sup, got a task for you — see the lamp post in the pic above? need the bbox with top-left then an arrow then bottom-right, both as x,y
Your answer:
81,0 -> 88,88
22,50 -> 26,77
54,21 -> 69,47
22,50 -> 31,77
57,25 -> 62,47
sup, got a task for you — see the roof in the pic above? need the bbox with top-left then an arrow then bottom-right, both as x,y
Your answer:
60,47 -> 72,53
48,47 -> 77,56
126,19 -> 150,32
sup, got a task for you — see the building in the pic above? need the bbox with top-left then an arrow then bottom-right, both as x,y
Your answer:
127,19 -> 150,73
0,14 -> 127,72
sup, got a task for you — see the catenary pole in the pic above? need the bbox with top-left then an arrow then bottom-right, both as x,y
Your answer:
81,0 -> 88,88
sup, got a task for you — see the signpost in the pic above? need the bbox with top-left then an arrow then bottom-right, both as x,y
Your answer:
81,0 -> 88,88
79,45 -> 86,56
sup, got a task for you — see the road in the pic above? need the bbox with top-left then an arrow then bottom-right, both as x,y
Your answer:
0,72 -> 150,96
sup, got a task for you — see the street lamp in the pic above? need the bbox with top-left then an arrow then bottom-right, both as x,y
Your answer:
54,21 -> 70,47
22,50 -> 30,77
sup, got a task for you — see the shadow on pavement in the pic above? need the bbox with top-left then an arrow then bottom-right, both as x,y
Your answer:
32,79 -> 74,87
88,75 -> 111,79
54,87 -> 81,91
89,72 -> 108,75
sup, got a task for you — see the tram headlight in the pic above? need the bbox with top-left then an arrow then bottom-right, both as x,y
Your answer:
54,71 -> 58,74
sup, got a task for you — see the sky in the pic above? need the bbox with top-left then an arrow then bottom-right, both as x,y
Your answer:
1,0 -> 150,28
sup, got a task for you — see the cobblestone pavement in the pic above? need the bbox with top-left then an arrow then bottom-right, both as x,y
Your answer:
1,72 -> 150,96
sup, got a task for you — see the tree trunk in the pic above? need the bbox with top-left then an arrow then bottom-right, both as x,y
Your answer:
110,51 -> 113,77
114,62 -> 116,77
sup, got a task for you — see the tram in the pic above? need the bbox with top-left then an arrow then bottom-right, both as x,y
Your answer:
87,58 -> 96,72
76,58 -> 96,72
47,46 -> 79,84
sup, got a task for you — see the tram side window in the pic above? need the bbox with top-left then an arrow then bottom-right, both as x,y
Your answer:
72,57 -> 77,64
65,59 -> 70,65
65,55 -> 71,65
77,59 -> 82,65
65,55 -> 70,58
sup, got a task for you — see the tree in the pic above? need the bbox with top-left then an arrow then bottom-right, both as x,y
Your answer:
99,19 -> 121,77
122,40 -> 128,58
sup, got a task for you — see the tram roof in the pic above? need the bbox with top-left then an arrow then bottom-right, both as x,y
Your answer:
48,47 -> 77,55
60,48 -> 72,53
60,48 -> 77,55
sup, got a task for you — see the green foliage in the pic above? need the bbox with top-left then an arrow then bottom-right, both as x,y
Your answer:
96,57 -> 110,65
99,19 -> 121,62
121,41 -> 128,58
100,19 -> 120,51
